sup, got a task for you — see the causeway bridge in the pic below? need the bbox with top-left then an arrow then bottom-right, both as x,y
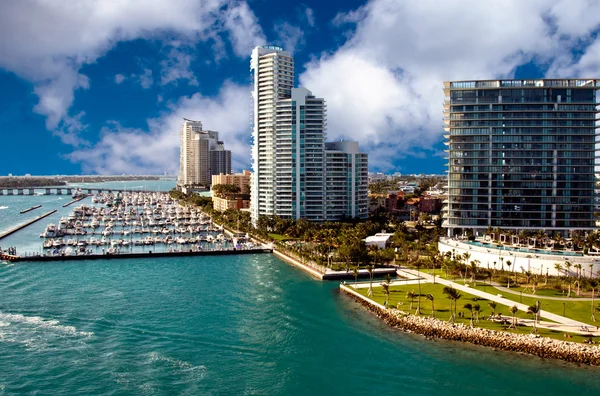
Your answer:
0,188 -> 164,196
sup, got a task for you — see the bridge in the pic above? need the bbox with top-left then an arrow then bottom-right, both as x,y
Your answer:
0,188 -> 165,196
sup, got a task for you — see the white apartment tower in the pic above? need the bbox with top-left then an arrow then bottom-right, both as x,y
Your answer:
250,46 -> 294,224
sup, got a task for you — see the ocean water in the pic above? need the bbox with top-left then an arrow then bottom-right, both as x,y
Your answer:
2,183 -> 600,394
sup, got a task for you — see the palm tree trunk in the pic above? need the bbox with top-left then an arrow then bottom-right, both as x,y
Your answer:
593,288 -> 596,322
416,277 -> 421,314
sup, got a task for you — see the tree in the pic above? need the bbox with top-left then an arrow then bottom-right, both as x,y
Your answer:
353,265 -> 359,284
591,279 -> 598,322
527,301 -> 541,334
506,260 -> 512,288
426,294 -> 435,318
472,303 -> 481,324
565,261 -> 573,297
469,260 -> 480,284
463,303 -> 474,327
406,291 -> 416,310
381,283 -> 390,307
414,260 -> 423,314
367,264 -> 375,297
509,305 -> 519,329
443,286 -> 462,323
488,302 -> 497,318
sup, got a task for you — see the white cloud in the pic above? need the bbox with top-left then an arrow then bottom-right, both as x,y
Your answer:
222,2 -> 266,57
300,0 -> 600,171
160,45 -> 198,86
305,7 -> 315,27
0,0 -> 264,143
68,82 -> 251,174
138,68 -> 154,89
114,74 -> 126,84
274,22 -> 305,54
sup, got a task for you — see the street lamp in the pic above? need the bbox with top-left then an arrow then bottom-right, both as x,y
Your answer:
563,302 -> 566,317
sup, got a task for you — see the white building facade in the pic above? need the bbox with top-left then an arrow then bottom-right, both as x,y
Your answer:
250,46 -> 294,224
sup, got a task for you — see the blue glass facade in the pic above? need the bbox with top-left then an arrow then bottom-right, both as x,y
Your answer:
443,79 -> 600,235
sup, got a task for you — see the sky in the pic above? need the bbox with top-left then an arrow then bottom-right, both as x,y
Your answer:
1,0 -> 600,176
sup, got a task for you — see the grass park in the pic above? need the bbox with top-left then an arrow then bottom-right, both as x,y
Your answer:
356,281 -> 596,343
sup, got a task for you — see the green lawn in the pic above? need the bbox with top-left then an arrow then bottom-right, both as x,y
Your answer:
469,282 -> 599,327
268,233 -> 295,241
357,282 -> 595,343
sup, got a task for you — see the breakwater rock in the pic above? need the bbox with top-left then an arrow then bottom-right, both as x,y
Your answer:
342,286 -> 600,366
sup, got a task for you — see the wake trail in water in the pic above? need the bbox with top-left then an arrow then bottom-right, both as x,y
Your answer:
0,311 -> 93,351
0,206 -> 8,210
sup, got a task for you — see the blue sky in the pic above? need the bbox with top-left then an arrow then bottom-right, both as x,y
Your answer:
1,0 -> 599,176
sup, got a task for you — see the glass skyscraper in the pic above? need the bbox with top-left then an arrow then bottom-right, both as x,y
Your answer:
443,79 -> 600,236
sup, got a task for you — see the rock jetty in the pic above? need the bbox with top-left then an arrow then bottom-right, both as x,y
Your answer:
341,286 -> 600,366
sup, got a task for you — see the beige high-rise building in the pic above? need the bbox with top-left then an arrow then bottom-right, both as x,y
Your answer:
250,46 -> 294,224
178,118 -> 231,187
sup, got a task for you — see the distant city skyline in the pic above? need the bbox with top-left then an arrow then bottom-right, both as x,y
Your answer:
2,1 -> 600,176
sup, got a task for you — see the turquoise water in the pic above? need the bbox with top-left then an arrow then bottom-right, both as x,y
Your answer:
1,255 -> 600,395
2,183 -> 600,394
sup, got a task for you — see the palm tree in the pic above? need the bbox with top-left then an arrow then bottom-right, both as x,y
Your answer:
443,286 -> 462,323
426,293 -> 435,318
469,260 -> 479,284
472,303 -> 481,324
353,265 -> 359,284
406,291 -> 416,310
367,264 -> 374,297
488,302 -> 497,318
527,301 -> 541,334
463,303 -> 474,327
506,260 -> 512,288
381,283 -> 390,307
565,261 -> 573,297
590,279 -> 598,322
414,260 -> 423,314
461,252 -> 471,283
509,305 -> 519,329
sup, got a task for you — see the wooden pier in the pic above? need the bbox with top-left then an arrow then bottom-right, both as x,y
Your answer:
0,210 -> 57,240
9,248 -> 273,262
20,205 -> 42,214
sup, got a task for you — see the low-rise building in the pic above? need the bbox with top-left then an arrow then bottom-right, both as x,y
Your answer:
364,233 -> 394,249
212,196 -> 251,211
212,170 -> 251,192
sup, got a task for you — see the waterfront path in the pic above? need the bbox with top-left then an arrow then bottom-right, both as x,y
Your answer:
396,268 -> 599,335
489,282 -> 596,301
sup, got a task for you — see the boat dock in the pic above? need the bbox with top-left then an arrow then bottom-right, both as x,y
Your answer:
20,205 -> 42,214
0,210 -> 57,240
62,195 -> 88,208
10,247 -> 273,262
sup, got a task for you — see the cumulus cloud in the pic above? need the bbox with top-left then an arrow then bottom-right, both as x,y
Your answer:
300,0 -> 600,171
0,0 -> 264,144
160,44 -> 198,86
114,74 -> 126,84
68,82 -> 251,174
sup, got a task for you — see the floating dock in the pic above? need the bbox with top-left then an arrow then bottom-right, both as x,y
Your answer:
10,248 -> 273,262
20,205 -> 42,214
0,210 -> 57,240
62,195 -> 88,208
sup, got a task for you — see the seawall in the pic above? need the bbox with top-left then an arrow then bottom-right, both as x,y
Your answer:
340,284 -> 600,366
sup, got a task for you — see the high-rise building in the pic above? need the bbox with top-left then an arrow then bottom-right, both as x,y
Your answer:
250,46 -> 368,223
325,141 -> 369,220
275,88 -> 326,221
178,119 -> 231,188
250,46 -> 294,224
443,79 -> 600,237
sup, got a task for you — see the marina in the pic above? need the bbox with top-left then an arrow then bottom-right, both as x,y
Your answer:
5,190 -> 261,260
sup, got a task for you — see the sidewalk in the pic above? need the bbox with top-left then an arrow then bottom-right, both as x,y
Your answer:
398,268 -> 599,335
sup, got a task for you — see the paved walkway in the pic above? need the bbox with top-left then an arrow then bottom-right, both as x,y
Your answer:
397,268 -> 599,335
489,282 -> 595,301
